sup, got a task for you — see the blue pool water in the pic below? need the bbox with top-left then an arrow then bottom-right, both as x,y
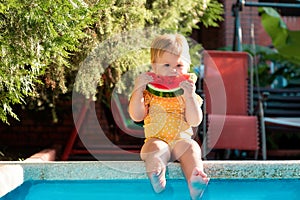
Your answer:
2,179 -> 300,200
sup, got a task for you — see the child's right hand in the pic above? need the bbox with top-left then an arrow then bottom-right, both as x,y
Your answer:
133,72 -> 153,92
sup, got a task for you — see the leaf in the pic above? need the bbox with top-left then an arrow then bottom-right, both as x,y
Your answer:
259,7 -> 300,64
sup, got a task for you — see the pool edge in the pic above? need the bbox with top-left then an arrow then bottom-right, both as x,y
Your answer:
1,160 -> 300,197
1,160 -> 300,180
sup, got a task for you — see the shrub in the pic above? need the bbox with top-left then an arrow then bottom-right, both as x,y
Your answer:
0,0 -> 223,123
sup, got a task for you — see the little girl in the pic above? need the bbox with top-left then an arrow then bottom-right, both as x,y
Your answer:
128,33 -> 209,200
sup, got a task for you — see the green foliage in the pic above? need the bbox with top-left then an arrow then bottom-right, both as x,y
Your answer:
145,0 -> 223,34
259,7 -> 300,65
0,0 -> 223,124
254,8 -> 300,87
87,0 -> 223,102
0,0 -> 102,123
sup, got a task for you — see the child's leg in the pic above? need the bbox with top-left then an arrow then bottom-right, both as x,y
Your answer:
140,138 -> 171,193
172,139 -> 209,200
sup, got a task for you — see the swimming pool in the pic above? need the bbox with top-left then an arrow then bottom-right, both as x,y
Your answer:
3,179 -> 300,200
1,161 -> 300,199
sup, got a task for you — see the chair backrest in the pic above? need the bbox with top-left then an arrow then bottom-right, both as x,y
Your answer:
203,50 -> 253,115
202,50 -> 260,156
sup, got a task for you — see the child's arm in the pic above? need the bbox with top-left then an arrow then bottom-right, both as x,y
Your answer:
180,80 -> 203,127
128,73 -> 153,122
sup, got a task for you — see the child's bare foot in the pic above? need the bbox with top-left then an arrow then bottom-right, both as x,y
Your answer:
150,168 -> 166,193
189,167 -> 209,200
147,157 -> 166,193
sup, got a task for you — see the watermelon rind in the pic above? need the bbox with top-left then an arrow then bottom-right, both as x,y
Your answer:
145,72 -> 198,97
146,84 -> 184,97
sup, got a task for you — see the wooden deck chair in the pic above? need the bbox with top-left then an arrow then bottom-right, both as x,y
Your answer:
202,50 -> 266,160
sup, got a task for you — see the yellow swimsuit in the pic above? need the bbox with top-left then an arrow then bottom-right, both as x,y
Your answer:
143,90 -> 203,145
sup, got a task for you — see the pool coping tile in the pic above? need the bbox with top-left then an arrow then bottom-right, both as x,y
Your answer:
0,160 -> 300,181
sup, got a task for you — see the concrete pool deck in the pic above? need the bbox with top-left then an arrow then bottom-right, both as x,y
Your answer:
1,160 -> 300,197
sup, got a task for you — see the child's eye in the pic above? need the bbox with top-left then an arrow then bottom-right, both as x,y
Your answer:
176,64 -> 183,67
164,64 -> 170,67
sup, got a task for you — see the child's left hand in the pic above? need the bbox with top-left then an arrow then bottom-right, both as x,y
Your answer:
179,79 -> 196,99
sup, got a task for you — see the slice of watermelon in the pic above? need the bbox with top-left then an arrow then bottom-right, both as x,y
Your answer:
146,72 -> 197,97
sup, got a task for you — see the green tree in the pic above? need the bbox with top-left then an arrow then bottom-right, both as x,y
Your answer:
0,0 -> 223,124
75,0 -> 224,104
0,0 -> 104,123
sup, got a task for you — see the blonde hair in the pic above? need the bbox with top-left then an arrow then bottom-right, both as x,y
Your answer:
150,34 -> 191,64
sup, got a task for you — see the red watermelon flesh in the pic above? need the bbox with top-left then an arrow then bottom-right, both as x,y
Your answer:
146,72 -> 197,97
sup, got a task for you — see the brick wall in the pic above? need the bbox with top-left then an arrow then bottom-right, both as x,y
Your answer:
194,0 -> 300,49
225,0 -> 300,48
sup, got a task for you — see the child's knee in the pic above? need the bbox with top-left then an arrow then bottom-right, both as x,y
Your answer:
173,139 -> 201,159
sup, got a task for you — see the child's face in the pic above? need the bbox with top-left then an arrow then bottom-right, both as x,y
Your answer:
152,52 -> 189,76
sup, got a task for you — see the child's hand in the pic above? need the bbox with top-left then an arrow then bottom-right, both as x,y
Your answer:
179,79 -> 196,99
133,72 -> 153,93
